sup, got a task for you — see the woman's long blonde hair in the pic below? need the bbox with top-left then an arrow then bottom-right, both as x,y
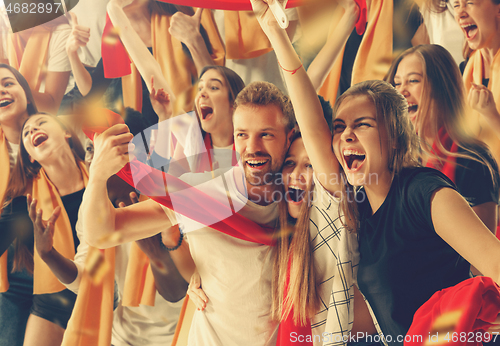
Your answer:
271,133 -> 320,326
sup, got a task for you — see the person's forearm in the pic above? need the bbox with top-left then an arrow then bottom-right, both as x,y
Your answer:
307,4 -> 357,91
68,50 -> 92,96
40,248 -> 78,284
485,109 -> 500,141
149,248 -> 189,302
31,71 -> 70,114
107,2 -> 174,97
184,34 -> 215,76
81,176 -> 116,248
268,27 -> 326,152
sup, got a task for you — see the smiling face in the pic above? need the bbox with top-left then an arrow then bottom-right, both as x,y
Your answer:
195,69 -> 234,137
282,137 -> 314,219
0,68 -> 29,128
453,0 -> 500,51
22,114 -> 72,164
234,104 -> 291,187
332,95 -> 390,187
393,53 -> 424,130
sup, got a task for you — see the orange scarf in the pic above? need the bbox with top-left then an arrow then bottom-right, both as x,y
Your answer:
32,161 -> 89,294
61,247 -> 116,346
463,49 -> 500,165
121,194 -> 159,307
319,0 -> 393,102
121,9 -> 225,114
8,27 -> 52,93
224,11 -> 273,59
0,128 -> 10,293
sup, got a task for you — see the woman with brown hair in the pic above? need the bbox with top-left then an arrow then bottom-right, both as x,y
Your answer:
385,44 -> 499,246
0,63 -> 38,346
1,113 -> 86,346
252,0 -> 500,343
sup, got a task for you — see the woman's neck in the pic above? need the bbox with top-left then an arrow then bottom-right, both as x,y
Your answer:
481,45 -> 500,79
1,113 -> 28,144
210,129 -> 234,148
41,152 -> 84,196
363,170 -> 393,216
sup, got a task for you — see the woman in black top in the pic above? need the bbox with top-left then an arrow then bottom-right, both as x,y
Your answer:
385,44 -> 499,259
2,113 -> 87,346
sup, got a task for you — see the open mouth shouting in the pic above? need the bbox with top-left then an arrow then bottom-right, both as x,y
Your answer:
245,158 -> 270,170
343,149 -> 366,171
32,132 -> 48,147
200,105 -> 214,121
0,98 -> 13,108
407,102 -> 418,114
286,185 -> 306,204
461,23 -> 478,40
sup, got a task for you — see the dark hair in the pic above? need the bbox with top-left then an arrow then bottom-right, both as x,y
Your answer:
0,64 -> 38,116
234,81 -> 296,134
199,66 -> 245,105
318,95 -> 333,133
5,113 -> 85,273
5,113 -> 85,204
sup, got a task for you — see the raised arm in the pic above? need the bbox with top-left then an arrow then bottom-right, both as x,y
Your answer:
469,83 -> 500,140
431,187 -> 500,284
28,196 -> 78,284
82,124 -> 171,248
106,0 -> 173,96
121,193 -> 193,302
168,8 -> 215,75
251,0 -> 341,194
307,0 -> 358,91
66,12 -> 93,97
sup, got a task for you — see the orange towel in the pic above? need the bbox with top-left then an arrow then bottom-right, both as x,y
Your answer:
462,49 -> 500,165
61,247 -> 116,346
224,10 -> 273,59
319,0 -> 393,102
8,27 -> 51,93
122,9 -> 225,114
32,161 -> 89,294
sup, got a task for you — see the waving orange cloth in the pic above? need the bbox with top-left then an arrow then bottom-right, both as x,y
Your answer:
122,9 -> 225,114
224,11 -> 272,59
32,162 -> 88,294
7,27 -> 51,93
0,128 -> 10,293
319,0 -> 393,102
61,247 -> 116,346
463,49 -> 500,166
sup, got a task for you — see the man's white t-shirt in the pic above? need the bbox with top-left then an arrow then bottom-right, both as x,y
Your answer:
170,167 -> 279,346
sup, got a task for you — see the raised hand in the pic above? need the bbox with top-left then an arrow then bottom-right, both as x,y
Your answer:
27,194 -> 61,260
187,269 -> 208,311
65,12 -> 90,55
168,8 -> 204,48
468,83 -> 500,121
90,124 -> 134,182
109,0 -> 134,9
150,76 -> 173,122
250,0 -> 285,35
